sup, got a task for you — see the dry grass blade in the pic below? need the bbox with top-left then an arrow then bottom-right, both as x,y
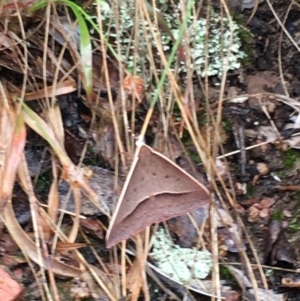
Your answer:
21,102 -> 72,162
1,0 -> 287,299
55,242 -> 88,252
45,105 -> 65,155
24,78 -> 76,101
21,102 -> 110,216
128,234 -> 149,301
45,177 -> 59,242
2,198 -> 82,278
0,110 -> 26,208
2,142 -> 83,279
246,0 -> 260,24
35,205 -> 118,299
67,186 -> 81,243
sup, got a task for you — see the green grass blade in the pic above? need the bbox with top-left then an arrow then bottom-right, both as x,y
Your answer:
30,0 -> 93,98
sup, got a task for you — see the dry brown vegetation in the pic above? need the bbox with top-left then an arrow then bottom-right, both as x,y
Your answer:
1,0 -> 300,301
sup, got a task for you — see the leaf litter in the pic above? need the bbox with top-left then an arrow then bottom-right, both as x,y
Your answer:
1,0 -> 300,300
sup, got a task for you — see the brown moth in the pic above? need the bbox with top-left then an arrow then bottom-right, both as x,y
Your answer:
106,143 -> 210,248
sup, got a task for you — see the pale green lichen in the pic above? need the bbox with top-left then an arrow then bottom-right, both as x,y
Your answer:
150,228 -> 212,283
99,1 -> 246,79
184,11 -> 246,77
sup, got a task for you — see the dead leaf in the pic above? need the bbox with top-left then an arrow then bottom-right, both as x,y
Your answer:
281,277 -> 300,288
55,242 -> 88,252
240,197 -> 260,208
248,206 -> 260,222
224,291 -> 240,301
259,208 -> 270,218
0,266 -> 23,301
24,79 -> 76,101
70,279 -> 90,299
80,218 -> 104,240
168,206 -> 208,247
264,220 -> 296,267
122,75 -> 145,104
59,166 -> 118,216
1,113 -> 26,208
126,259 -> 142,292
0,233 -> 19,253
2,254 -> 28,267
260,197 -> 275,209
246,71 -> 281,113
283,210 -> 292,218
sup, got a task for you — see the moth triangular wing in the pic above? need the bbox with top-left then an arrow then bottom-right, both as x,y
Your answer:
106,191 -> 209,248
106,144 -> 209,248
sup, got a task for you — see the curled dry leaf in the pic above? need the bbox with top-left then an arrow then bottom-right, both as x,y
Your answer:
248,206 -> 260,222
256,162 -> 269,176
247,197 -> 275,221
122,75 -> 145,103
252,162 -> 270,184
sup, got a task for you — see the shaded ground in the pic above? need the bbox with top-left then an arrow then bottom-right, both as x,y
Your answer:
221,1 -> 300,298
